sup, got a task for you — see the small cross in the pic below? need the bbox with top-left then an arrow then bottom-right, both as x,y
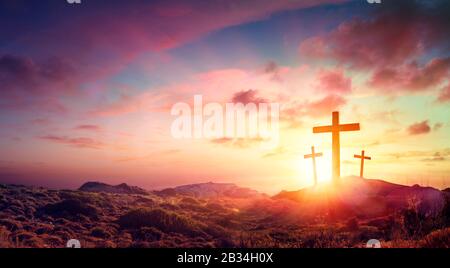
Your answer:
354,150 -> 371,178
304,146 -> 323,186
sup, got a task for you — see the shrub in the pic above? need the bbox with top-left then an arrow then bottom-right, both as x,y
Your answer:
419,228 -> 450,248
90,227 -> 112,239
180,197 -> 200,205
402,207 -> 425,238
59,191 -> 95,204
36,199 -> 98,220
0,219 -> 23,232
0,226 -> 12,248
11,231 -> 42,248
441,195 -> 450,227
118,208 -> 201,236
132,227 -> 163,241
206,203 -> 225,212
346,218 -> 359,231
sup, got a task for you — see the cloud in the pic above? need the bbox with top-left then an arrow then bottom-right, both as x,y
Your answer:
1,0 -> 347,116
422,152 -> 446,162
0,54 -> 76,112
210,137 -> 267,149
74,125 -> 103,132
39,135 -> 105,149
316,68 -> 351,93
434,123 -> 443,131
305,95 -> 346,118
0,54 -> 76,93
386,148 -> 450,160
231,89 -> 268,104
438,84 -> 450,102
116,149 -> 181,162
280,94 -> 346,128
407,120 -> 431,135
299,0 -> 450,69
368,57 -> 450,92
299,0 -> 450,95
262,147 -> 293,158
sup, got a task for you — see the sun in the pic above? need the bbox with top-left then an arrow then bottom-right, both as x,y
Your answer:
316,152 -> 333,183
299,150 -> 332,186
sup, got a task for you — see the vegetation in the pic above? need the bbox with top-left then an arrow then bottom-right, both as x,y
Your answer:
0,183 -> 449,248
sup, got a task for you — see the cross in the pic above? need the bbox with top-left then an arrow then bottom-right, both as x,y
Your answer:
354,150 -> 371,178
304,146 -> 323,186
313,111 -> 360,183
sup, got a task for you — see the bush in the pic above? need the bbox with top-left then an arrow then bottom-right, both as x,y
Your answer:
0,219 -> 23,232
0,226 -> 12,248
441,195 -> 450,227
90,227 -> 112,239
346,218 -> 359,231
180,197 -> 200,205
402,207 -> 425,238
419,228 -> 450,248
132,227 -> 163,241
118,208 -> 201,236
37,199 -> 98,220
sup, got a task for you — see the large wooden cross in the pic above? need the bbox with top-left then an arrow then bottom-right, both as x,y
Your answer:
354,150 -> 371,178
313,111 -> 360,183
304,146 -> 323,186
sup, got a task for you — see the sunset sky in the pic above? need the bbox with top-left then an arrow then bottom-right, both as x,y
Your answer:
0,0 -> 449,193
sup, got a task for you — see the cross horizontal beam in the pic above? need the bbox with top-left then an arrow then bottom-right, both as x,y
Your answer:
313,123 -> 360,133
354,154 -> 371,160
304,152 -> 323,159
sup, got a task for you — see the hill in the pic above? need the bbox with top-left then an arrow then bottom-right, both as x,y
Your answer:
0,178 -> 449,248
273,176 -> 446,220
154,182 -> 265,199
79,182 -> 148,195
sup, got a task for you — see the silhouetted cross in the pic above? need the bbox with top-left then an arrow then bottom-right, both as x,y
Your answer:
354,150 -> 371,178
304,146 -> 323,186
313,111 -> 360,183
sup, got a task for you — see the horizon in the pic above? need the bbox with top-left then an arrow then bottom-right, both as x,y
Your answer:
1,175 -> 447,196
1,0 -> 450,194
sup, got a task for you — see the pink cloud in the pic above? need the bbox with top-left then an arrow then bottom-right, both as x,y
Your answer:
2,0 -> 347,116
407,120 -> 431,135
299,16 -> 421,69
368,57 -> 450,92
316,68 -> 351,93
280,94 -> 347,128
211,137 -> 267,149
74,125 -> 103,132
299,1 -> 450,69
305,95 -> 346,118
438,84 -> 450,102
39,135 -> 105,149
231,89 -> 268,104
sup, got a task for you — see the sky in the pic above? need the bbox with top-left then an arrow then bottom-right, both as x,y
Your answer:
0,0 -> 449,194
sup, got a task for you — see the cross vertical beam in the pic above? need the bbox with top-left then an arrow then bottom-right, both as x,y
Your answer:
304,146 -> 323,186
332,111 -> 340,184
313,111 -> 360,184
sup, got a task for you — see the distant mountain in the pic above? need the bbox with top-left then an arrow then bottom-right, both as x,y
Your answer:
273,176 -> 446,219
155,182 -> 265,198
78,181 -> 148,195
